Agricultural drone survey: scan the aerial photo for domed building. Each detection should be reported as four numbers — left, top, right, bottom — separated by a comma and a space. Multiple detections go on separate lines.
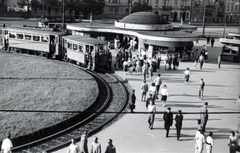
67, 12, 198, 57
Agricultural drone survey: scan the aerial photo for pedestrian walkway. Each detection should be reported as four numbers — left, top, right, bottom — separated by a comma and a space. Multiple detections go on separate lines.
54, 39, 240, 153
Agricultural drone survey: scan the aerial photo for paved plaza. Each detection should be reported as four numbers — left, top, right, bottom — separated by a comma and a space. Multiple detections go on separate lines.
54, 39, 240, 153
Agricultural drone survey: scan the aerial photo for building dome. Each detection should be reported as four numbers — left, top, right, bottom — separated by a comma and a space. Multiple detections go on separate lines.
119, 12, 168, 25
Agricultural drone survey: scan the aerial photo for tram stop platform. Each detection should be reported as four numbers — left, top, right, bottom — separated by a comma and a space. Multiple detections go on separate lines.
54, 39, 240, 153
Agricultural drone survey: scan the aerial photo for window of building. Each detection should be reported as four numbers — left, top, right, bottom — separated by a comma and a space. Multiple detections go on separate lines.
115, 7, 118, 15
155, 0, 159, 7
112, 0, 118, 3
126, 8, 129, 14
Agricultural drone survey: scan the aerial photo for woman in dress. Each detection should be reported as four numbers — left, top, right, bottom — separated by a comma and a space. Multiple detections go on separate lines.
161, 85, 169, 107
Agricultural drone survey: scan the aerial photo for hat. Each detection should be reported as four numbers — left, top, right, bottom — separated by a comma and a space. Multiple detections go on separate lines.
109, 139, 113, 143
204, 102, 208, 105
167, 107, 171, 110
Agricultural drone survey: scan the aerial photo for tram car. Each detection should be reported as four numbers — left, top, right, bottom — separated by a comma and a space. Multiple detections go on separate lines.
62, 35, 109, 69
2, 25, 66, 58
1, 25, 110, 70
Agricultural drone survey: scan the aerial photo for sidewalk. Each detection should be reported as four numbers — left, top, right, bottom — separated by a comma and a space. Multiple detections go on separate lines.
54, 39, 240, 153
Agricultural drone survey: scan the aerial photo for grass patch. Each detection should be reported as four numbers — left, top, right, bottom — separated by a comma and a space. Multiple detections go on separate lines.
0, 52, 98, 140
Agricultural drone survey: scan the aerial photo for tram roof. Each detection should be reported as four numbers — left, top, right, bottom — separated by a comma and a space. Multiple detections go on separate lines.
4, 26, 66, 35
63, 35, 106, 45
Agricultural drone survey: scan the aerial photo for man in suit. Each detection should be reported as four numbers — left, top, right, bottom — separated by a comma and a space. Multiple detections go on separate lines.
163, 107, 173, 137
200, 102, 209, 132
175, 110, 183, 140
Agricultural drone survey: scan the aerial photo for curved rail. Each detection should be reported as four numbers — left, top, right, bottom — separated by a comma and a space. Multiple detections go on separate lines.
11, 65, 128, 153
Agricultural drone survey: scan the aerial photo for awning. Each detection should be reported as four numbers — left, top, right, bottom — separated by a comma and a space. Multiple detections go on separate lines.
144, 39, 194, 48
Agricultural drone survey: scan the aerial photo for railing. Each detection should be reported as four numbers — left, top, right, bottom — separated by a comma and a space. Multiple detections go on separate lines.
180, 6, 190, 10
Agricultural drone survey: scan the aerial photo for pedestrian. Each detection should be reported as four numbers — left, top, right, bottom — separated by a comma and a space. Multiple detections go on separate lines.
154, 74, 162, 99
200, 102, 208, 132
204, 50, 208, 63
184, 68, 190, 85
79, 131, 88, 153
169, 54, 172, 70
1, 133, 13, 153
199, 78, 205, 99
210, 37, 215, 47
205, 132, 214, 153
104, 139, 116, 153
129, 89, 136, 113
175, 110, 183, 140
67, 138, 80, 153
108, 52, 112, 69
149, 63, 153, 80
91, 137, 101, 153
161, 85, 169, 107
218, 54, 222, 68
147, 99, 156, 130
194, 128, 205, 153
146, 93, 154, 108
228, 131, 238, 153
207, 35, 210, 45
141, 62, 148, 81
149, 83, 157, 100
140, 80, 148, 102
203, 45, 207, 51
198, 54, 205, 69
173, 54, 178, 70
122, 60, 128, 75
163, 107, 173, 138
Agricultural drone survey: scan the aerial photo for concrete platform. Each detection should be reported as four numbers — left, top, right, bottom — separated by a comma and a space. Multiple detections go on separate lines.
54, 39, 240, 153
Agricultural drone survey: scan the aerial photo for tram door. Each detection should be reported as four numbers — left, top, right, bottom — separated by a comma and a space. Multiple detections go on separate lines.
50, 35, 56, 55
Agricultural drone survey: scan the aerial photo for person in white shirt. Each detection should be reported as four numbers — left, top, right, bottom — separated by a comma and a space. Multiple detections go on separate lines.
161, 85, 169, 107
205, 132, 214, 153
1, 133, 13, 153
147, 100, 156, 130
184, 68, 190, 85
149, 83, 157, 100
91, 137, 101, 153
66, 139, 80, 153
194, 128, 205, 153
154, 74, 162, 99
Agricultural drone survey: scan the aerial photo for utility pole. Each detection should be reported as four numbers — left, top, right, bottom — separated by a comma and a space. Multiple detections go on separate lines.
62, 0, 65, 25
223, 1, 226, 37
202, 0, 206, 35
189, 0, 193, 25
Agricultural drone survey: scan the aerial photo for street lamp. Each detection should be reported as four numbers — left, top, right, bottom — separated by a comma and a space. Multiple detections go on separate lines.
202, 0, 206, 35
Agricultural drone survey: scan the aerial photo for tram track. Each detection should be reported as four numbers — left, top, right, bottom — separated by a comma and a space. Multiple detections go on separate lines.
10, 64, 129, 153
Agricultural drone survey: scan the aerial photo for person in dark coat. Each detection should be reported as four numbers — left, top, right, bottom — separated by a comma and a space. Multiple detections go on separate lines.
175, 110, 183, 140
79, 131, 89, 153
129, 89, 136, 113
163, 107, 173, 137
105, 139, 116, 153
211, 37, 215, 47
207, 35, 210, 45
168, 54, 173, 70
200, 102, 209, 132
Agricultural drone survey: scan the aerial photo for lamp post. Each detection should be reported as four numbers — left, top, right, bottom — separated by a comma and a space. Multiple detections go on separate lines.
202, 0, 206, 35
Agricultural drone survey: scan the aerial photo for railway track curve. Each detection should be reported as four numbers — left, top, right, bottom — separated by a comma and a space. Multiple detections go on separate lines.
6, 60, 129, 153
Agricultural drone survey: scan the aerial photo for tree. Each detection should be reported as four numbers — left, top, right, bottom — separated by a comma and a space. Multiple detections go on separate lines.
65, 0, 82, 20
31, 0, 41, 10
17, 0, 28, 8
131, 1, 152, 13
41, 0, 59, 19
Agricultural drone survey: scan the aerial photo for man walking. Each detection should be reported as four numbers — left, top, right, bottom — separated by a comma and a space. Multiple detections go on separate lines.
205, 132, 214, 153
175, 110, 183, 140
154, 74, 162, 99
146, 93, 154, 108
194, 128, 205, 153
67, 139, 80, 153
218, 55, 222, 68
1, 133, 13, 153
91, 137, 101, 153
198, 54, 205, 69
163, 107, 173, 138
199, 78, 205, 99
140, 80, 148, 102
104, 139, 116, 153
129, 89, 136, 113
80, 131, 88, 153
200, 102, 209, 132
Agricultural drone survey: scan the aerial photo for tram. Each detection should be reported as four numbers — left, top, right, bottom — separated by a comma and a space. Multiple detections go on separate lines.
2, 25, 66, 58
1, 25, 110, 70
62, 35, 109, 69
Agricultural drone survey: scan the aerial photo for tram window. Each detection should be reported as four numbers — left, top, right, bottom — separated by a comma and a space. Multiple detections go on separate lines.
68, 42, 72, 49
86, 45, 89, 53
17, 34, 23, 39
41, 35, 49, 43
90, 46, 94, 52
33, 35, 40, 41
9, 33, 16, 38
79, 45, 83, 52
25, 34, 32, 40
73, 43, 77, 50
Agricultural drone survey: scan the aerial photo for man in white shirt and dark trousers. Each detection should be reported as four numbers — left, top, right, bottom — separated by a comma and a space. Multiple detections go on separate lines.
154, 74, 162, 99
1, 133, 13, 153
205, 131, 214, 153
